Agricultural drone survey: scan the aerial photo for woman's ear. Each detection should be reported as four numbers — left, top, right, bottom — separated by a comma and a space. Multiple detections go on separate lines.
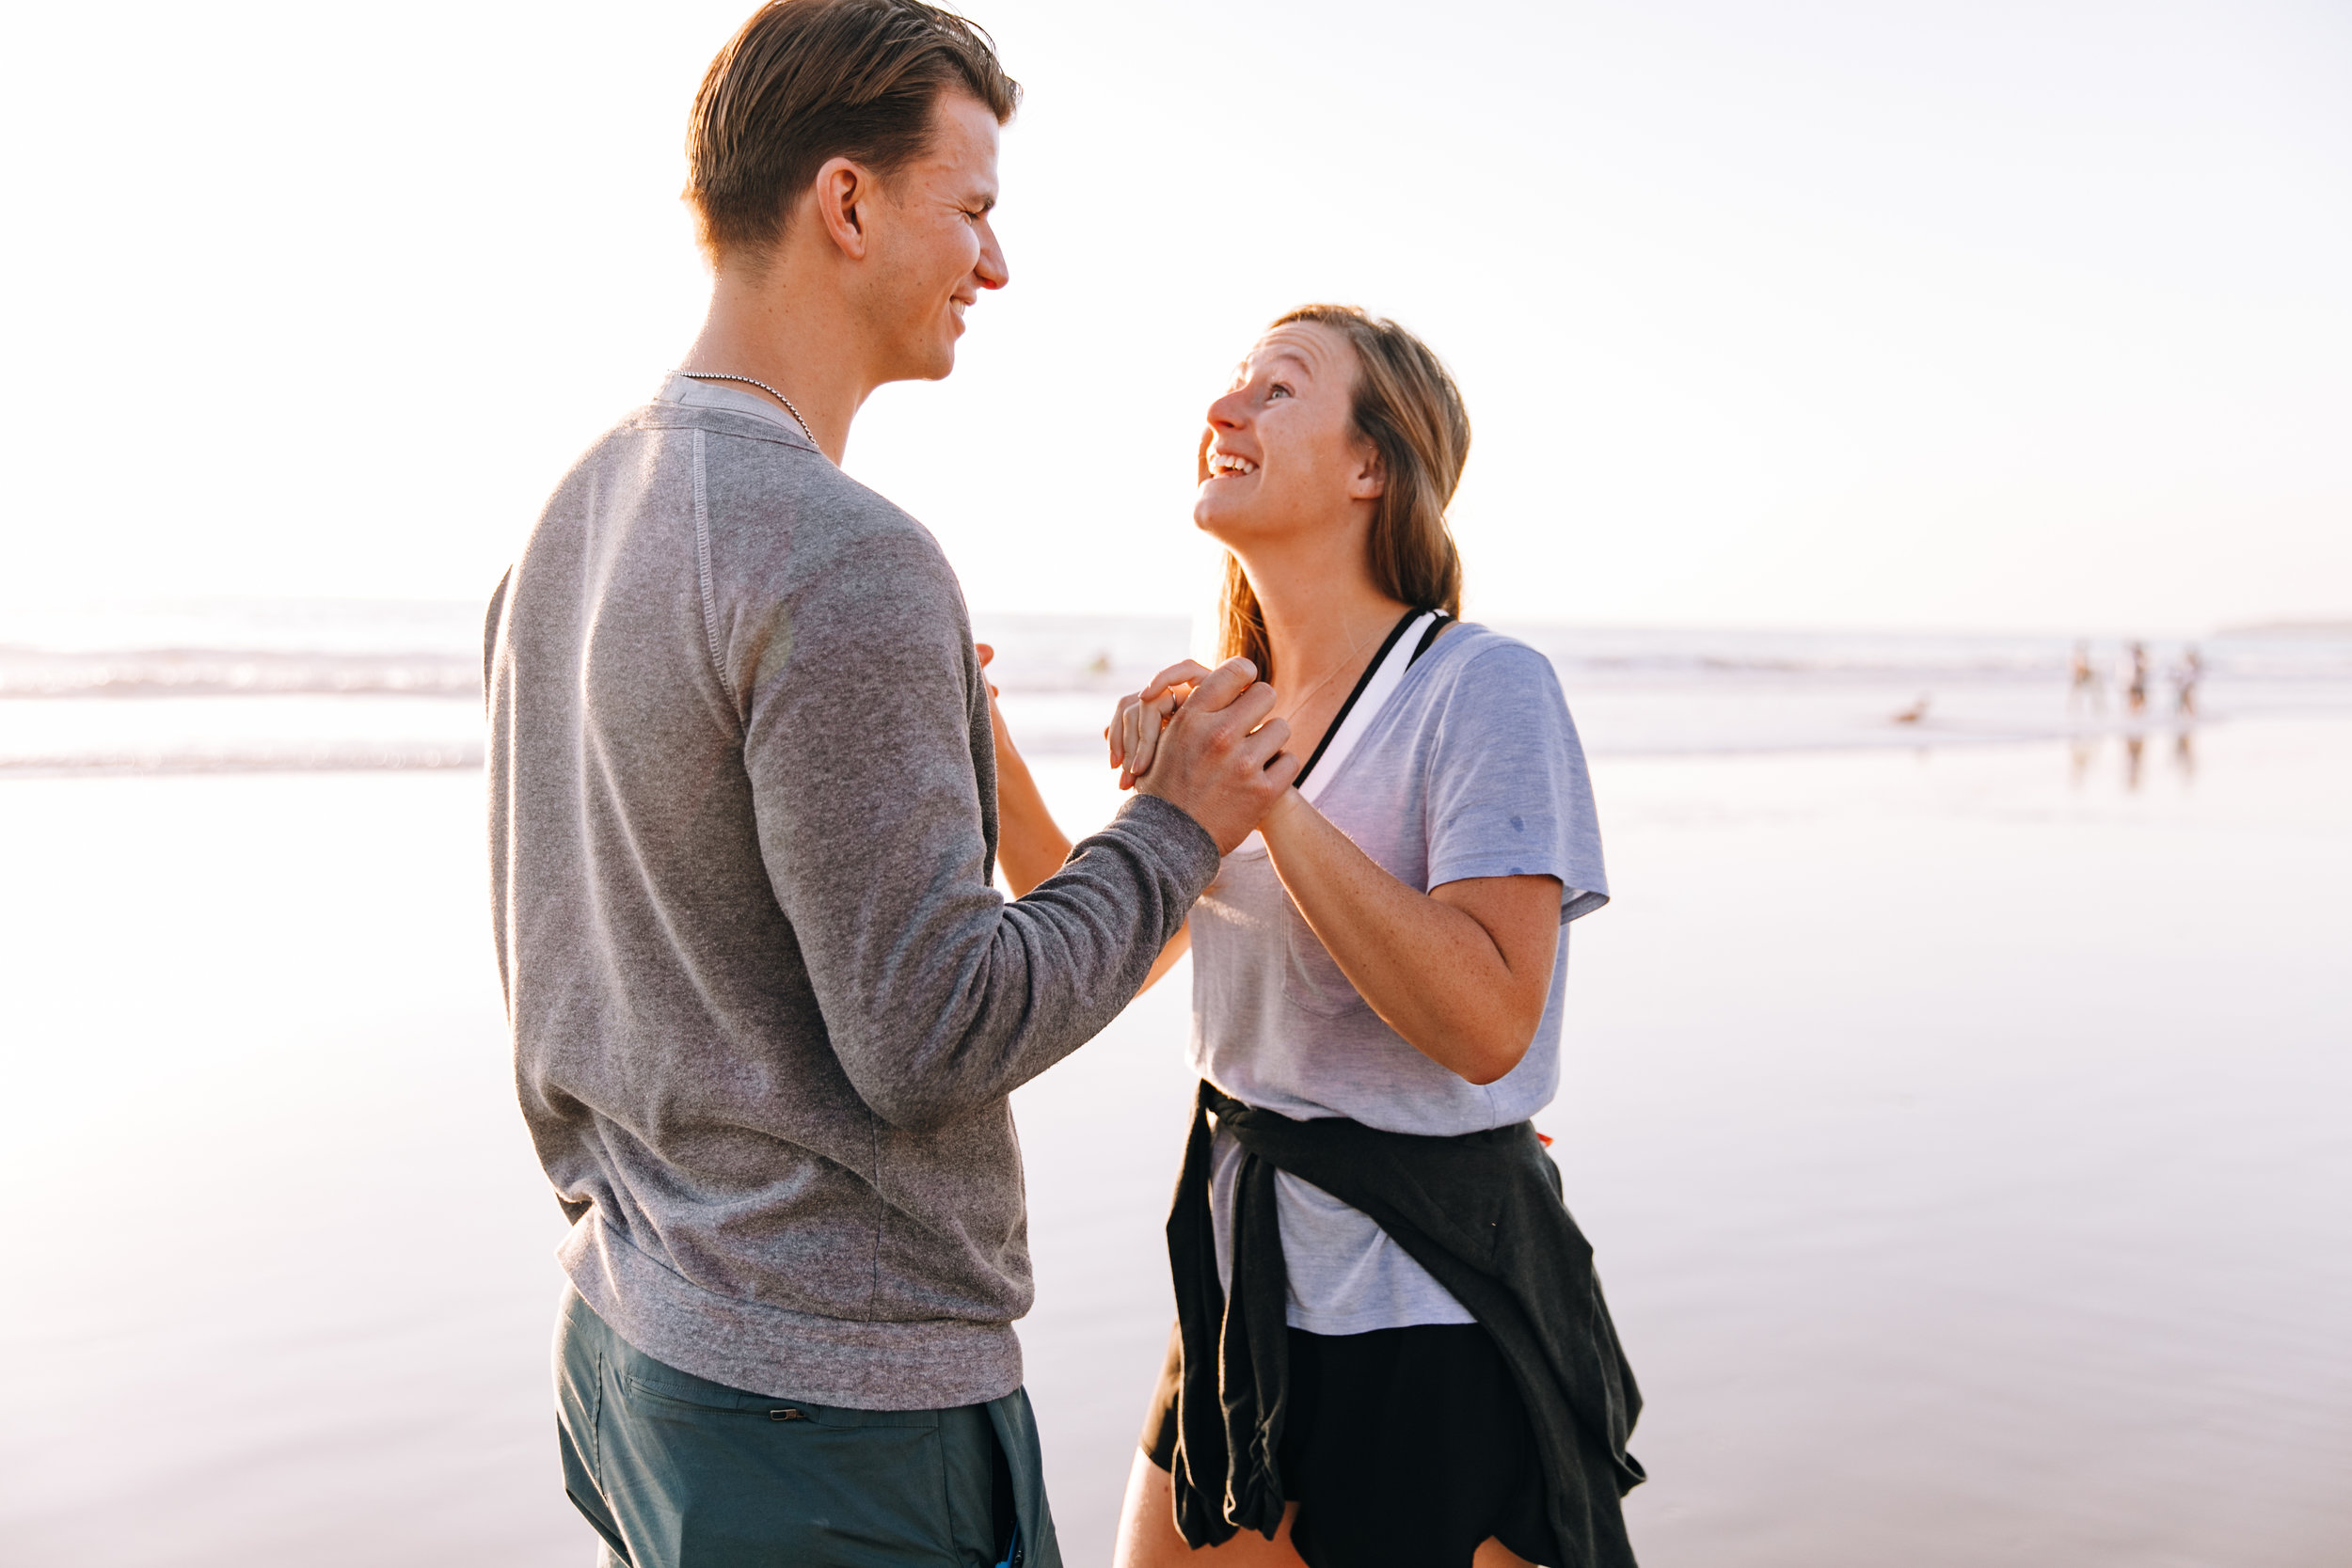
1346, 440, 1387, 502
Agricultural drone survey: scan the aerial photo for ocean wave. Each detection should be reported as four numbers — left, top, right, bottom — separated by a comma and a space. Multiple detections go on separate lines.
0, 741, 485, 777
6, 601, 2348, 699
0, 647, 480, 700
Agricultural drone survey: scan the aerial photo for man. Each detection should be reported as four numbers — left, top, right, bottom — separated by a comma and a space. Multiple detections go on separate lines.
483, 4, 1296, 1563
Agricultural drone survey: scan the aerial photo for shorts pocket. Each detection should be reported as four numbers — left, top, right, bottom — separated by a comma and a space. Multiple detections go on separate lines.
617, 1354, 773, 1414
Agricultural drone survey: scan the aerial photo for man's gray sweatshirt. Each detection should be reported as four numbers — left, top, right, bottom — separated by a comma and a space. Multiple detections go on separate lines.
485, 375, 1220, 1410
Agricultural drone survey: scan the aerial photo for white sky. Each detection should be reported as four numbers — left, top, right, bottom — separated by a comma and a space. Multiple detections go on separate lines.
2, 0, 2346, 633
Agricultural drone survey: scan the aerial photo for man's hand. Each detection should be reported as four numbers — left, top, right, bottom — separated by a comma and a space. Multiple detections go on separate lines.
1132, 657, 1298, 854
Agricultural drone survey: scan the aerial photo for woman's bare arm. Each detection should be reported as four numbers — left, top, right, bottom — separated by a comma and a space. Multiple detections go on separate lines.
1257, 788, 1561, 1085
985, 678, 1076, 897
984, 647, 1191, 990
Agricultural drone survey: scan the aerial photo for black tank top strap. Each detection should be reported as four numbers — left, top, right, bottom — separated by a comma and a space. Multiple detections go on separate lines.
1291, 609, 1426, 790
1406, 610, 1454, 667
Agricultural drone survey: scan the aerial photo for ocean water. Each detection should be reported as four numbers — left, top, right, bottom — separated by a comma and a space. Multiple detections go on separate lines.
5, 598, 2347, 771
0, 603, 2346, 1565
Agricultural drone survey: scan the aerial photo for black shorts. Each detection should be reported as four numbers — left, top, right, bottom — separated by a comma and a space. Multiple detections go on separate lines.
1141, 1320, 1553, 1568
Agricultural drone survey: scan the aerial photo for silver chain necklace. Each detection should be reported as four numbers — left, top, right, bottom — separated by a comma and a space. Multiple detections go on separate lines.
679, 372, 822, 453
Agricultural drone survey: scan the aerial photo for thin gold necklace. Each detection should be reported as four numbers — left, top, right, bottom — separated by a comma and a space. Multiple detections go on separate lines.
1279, 614, 1389, 725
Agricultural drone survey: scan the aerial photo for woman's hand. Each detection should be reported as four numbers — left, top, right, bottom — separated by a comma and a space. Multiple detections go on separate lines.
1107, 659, 1216, 788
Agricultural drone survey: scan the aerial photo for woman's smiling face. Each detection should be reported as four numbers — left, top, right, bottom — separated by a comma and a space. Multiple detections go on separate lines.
1194, 322, 1383, 550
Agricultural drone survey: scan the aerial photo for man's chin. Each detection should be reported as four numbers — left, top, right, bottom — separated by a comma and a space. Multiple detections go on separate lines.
927, 315, 968, 379
919, 331, 960, 382
893, 342, 959, 384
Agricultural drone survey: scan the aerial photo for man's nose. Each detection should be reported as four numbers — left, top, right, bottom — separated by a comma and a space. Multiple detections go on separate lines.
976, 229, 1009, 291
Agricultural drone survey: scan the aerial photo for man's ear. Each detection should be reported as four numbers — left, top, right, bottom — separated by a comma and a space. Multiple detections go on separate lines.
812, 156, 872, 261
1346, 440, 1388, 502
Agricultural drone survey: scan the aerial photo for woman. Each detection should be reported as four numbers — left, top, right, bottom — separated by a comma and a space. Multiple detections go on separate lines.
988, 306, 1641, 1568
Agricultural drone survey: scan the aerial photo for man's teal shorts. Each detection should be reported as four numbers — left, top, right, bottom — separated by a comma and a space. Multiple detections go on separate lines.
555, 1287, 1061, 1567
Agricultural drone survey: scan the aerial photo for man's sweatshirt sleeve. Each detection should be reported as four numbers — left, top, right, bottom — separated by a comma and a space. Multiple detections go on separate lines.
736, 530, 1221, 1131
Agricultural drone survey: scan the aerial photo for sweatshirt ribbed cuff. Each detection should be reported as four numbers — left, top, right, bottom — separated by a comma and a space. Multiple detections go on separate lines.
1111, 792, 1223, 900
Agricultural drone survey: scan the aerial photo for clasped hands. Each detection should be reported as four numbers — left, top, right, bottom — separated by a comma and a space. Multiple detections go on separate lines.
1105, 658, 1301, 853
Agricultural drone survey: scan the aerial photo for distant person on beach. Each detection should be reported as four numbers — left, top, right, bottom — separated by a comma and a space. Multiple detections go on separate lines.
484, 5, 1294, 1564
2124, 641, 2151, 715
990, 309, 1643, 1568
2174, 645, 2204, 717
2070, 641, 2101, 713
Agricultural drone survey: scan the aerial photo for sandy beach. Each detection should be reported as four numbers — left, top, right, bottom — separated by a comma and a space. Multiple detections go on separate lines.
2, 686, 2344, 1565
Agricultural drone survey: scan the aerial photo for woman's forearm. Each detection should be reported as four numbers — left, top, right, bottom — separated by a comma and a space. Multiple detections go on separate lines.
990, 691, 1192, 990
988, 693, 1074, 897
1258, 789, 1559, 1085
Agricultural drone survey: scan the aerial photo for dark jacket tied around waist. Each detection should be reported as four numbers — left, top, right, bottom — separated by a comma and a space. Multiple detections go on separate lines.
1167, 1082, 1645, 1568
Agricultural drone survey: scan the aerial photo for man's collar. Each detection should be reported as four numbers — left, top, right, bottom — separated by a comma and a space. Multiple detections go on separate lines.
658, 372, 815, 446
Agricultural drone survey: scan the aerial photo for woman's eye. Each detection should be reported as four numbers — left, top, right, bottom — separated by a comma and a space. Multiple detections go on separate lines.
1268, 383, 1293, 400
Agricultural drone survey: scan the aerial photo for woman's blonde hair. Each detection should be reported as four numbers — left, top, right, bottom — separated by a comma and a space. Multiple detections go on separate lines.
1216, 305, 1470, 682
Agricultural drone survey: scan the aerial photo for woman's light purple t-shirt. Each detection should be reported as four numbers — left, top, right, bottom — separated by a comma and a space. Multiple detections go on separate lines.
1192, 624, 1609, 1333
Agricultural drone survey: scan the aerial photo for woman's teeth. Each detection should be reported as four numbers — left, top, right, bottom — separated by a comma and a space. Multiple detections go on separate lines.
1209, 452, 1258, 478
